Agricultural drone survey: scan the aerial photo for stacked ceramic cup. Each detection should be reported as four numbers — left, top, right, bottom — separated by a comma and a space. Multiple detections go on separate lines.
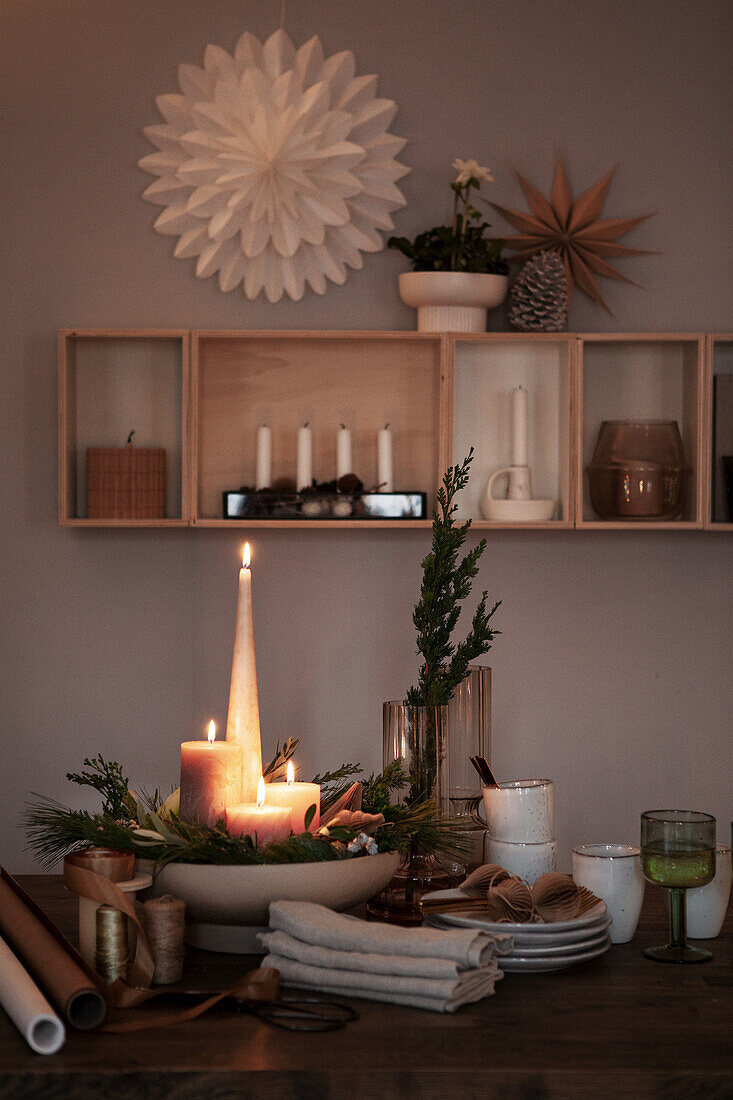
482, 779, 556, 884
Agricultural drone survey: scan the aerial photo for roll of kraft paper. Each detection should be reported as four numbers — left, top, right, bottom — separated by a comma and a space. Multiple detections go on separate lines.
0, 934, 65, 1054
0, 868, 106, 1029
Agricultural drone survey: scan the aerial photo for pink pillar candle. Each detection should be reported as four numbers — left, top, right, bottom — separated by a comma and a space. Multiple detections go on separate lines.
180, 725, 243, 827
265, 764, 320, 833
226, 801, 292, 846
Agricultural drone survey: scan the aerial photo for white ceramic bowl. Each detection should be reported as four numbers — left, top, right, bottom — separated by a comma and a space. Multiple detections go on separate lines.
138, 852, 401, 927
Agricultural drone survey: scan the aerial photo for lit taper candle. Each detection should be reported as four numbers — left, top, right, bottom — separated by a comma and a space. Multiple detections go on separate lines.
225, 543, 263, 801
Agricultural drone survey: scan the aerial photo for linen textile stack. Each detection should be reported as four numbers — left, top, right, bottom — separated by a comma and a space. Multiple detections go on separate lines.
260, 900, 512, 1012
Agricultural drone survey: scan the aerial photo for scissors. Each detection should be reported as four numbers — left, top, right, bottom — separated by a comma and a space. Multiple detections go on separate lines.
234, 993, 359, 1032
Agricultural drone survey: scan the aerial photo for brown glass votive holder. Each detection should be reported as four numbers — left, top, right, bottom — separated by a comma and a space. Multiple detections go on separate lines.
587, 420, 687, 520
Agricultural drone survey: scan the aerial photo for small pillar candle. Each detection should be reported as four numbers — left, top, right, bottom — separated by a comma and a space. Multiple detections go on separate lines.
511, 386, 528, 467
377, 423, 393, 492
265, 761, 321, 834
180, 721, 243, 827
226, 776, 292, 846
336, 424, 352, 480
255, 426, 272, 490
296, 423, 313, 491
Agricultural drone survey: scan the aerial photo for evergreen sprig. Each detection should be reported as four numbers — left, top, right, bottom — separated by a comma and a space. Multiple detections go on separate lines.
65, 756, 131, 819
406, 449, 500, 708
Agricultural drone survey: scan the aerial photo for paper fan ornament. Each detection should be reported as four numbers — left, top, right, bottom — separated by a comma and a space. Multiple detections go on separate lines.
490, 159, 656, 312
138, 29, 409, 302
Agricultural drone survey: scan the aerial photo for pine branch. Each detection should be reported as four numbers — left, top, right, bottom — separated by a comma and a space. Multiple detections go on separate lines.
65, 756, 131, 819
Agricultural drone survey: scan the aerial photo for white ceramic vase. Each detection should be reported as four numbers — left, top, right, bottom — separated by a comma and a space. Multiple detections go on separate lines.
398, 271, 508, 332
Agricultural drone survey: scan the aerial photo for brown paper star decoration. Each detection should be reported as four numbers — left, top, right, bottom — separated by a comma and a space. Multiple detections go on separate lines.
490, 160, 657, 313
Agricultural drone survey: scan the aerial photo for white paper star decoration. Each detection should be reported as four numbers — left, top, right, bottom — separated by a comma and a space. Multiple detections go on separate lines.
138, 29, 409, 302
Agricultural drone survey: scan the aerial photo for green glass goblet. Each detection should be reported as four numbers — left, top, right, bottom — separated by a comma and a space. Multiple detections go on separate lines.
640, 810, 716, 963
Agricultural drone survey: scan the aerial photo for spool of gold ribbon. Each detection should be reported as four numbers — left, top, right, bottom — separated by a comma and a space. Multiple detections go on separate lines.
96, 905, 129, 983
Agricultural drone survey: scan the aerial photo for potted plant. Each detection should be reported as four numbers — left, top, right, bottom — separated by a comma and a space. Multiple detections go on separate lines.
388, 158, 509, 331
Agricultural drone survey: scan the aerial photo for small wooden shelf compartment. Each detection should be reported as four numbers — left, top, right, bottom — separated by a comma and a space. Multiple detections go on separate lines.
576, 335, 704, 529
192, 331, 442, 527
708, 334, 733, 530
446, 334, 574, 528
58, 330, 189, 526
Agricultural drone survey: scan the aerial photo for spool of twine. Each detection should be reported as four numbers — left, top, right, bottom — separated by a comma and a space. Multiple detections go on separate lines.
96, 905, 130, 983
142, 895, 186, 985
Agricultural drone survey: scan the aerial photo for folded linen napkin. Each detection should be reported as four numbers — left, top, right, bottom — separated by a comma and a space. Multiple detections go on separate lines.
259, 901, 512, 1013
266, 900, 512, 967
261, 953, 502, 1013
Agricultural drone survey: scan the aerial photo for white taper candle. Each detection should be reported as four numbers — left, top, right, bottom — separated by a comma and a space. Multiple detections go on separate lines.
511, 387, 528, 467
255, 426, 272, 490
296, 423, 313, 491
377, 423, 393, 492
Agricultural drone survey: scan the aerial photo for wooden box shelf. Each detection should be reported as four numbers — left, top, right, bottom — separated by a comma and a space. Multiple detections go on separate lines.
58, 327, 726, 532
708, 334, 733, 530
192, 331, 441, 528
576, 335, 705, 529
58, 330, 189, 526
446, 334, 574, 528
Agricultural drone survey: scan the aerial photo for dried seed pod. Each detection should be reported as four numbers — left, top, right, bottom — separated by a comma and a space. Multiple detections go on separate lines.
532, 872, 581, 922
494, 876, 534, 922
460, 864, 511, 896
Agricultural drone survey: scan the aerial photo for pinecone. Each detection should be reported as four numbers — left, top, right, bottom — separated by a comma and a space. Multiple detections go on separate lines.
508, 251, 569, 332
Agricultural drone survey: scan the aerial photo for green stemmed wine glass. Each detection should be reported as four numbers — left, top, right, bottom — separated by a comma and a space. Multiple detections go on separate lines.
640, 810, 716, 963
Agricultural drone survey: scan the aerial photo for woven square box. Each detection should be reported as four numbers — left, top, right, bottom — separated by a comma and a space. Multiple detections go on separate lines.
86, 446, 166, 519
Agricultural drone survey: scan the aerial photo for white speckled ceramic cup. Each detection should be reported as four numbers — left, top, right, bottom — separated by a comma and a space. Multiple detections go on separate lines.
572, 844, 645, 943
682, 845, 731, 939
487, 837, 556, 883
482, 779, 554, 843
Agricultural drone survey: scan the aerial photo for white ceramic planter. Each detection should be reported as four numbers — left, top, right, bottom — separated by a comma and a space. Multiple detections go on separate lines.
138, 851, 401, 953
398, 271, 508, 332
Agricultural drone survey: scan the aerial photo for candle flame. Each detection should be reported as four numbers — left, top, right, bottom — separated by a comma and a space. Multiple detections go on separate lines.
242, 542, 251, 569
257, 775, 265, 808
287, 760, 294, 786
207, 720, 216, 744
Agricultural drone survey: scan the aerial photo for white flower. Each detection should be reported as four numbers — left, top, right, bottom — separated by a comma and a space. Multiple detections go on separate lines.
452, 158, 494, 186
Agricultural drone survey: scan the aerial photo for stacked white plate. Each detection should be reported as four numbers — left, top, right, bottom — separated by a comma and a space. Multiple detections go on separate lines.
422, 889, 612, 972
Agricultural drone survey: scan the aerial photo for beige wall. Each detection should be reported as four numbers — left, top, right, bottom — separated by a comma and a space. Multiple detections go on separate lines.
1, 0, 731, 872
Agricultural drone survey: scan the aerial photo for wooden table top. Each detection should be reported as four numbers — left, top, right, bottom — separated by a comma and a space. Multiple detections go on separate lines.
1, 875, 731, 1099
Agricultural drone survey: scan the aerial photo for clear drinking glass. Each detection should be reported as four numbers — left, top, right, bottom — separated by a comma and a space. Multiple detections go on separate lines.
640, 810, 716, 963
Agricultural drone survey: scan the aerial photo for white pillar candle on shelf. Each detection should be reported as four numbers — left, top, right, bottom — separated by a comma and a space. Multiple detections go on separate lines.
226, 776, 292, 846
179, 721, 243, 826
336, 424, 352, 480
225, 544, 263, 802
265, 760, 321, 834
255, 426, 272, 490
296, 423, 313, 491
377, 423, 393, 492
511, 386, 528, 467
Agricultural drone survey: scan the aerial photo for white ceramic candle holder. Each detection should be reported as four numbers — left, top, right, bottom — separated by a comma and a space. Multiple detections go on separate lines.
481, 466, 554, 522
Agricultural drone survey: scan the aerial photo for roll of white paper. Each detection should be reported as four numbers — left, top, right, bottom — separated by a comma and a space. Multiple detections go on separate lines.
377, 425, 393, 492
255, 426, 272, 490
0, 934, 66, 1055
336, 425, 352, 480
296, 424, 313, 491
